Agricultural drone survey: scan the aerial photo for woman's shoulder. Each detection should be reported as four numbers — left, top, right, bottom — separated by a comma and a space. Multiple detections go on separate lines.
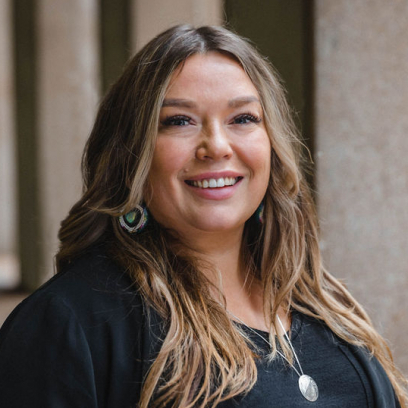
0, 245, 151, 407
1, 245, 145, 340
41, 244, 135, 300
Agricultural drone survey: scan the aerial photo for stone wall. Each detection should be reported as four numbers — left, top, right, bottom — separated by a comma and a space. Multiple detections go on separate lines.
315, 0, 408, 373
0, 0, 18, 288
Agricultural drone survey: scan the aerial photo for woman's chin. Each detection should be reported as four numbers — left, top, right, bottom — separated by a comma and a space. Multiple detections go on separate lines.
186, 216, 248, 235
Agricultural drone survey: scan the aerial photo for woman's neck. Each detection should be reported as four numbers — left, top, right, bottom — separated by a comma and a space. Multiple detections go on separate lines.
178, 228, 269, 330
179, 226, 245, 286
174, 226, 291, 333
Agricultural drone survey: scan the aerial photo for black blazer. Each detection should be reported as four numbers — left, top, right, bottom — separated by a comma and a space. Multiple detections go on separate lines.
339, 344, 401, 408
0, 246, 400, 407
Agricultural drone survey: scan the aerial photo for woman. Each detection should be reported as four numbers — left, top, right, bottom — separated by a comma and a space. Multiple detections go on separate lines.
0, 25, 406, 407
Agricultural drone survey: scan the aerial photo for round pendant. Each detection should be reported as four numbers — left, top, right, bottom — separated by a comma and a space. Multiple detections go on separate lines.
298, 374, 319, 402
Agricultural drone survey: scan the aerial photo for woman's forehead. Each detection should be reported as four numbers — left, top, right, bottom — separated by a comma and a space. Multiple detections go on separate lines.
163, 52, 260, 104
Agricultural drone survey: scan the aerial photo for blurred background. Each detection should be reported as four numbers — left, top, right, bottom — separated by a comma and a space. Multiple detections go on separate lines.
0, 0, 407, 373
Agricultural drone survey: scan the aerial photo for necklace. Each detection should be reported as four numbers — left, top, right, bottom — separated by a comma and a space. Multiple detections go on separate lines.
228, 311, 319, 402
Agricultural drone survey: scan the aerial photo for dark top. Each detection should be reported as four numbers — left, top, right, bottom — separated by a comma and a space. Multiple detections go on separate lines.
227, 316, 371, 407
0, 246, 400, 408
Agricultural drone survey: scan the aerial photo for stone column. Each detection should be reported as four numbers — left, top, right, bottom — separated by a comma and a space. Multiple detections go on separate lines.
315, 0, 408, 372
0, 0, 18, 288
36, 0, 100, 283
131, 0, 223, 51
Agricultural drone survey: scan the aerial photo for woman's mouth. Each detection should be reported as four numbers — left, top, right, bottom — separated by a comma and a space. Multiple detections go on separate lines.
185, 177, 242, 189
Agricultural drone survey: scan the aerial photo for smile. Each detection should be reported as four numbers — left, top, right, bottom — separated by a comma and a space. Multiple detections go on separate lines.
185, 177, 242, 189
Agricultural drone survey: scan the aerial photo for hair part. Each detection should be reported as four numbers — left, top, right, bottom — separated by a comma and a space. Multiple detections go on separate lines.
56, 25, 407, 407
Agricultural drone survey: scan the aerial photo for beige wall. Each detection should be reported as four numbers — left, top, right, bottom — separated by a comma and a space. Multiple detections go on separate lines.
132, 0, 222, 50
37, 0, 100, 280
315, 0, 408, 372
0, 0, 18, 288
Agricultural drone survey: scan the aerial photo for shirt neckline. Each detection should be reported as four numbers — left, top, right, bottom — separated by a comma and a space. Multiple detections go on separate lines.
234, 311, 303, 342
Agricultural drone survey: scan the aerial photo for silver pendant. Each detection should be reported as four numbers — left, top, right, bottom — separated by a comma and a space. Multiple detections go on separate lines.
299, 374, 319, 402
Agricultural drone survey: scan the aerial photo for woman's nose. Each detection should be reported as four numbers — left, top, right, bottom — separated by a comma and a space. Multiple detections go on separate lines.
195, 124, 233, 161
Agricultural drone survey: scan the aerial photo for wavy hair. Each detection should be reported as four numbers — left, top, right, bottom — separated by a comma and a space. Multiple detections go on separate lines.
56, 25, 407, 407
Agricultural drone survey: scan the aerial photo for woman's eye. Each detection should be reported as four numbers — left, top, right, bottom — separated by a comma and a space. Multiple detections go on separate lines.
233, 113, 261, 125
161, 115, 191, 127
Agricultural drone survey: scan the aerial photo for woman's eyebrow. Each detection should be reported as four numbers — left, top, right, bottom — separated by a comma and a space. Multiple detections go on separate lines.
228, 96, 260, 108
162, 96, 260, 109
162, 98, 197, 108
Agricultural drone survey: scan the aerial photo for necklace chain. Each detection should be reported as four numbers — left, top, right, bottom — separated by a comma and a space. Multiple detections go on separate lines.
276, 315, 304, 376
226, 310, 319, 402
227, 311, 303, 377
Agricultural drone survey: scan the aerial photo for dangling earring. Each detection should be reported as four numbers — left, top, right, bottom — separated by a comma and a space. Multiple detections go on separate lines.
255, 202, 264, 225
119, 205, 148, 233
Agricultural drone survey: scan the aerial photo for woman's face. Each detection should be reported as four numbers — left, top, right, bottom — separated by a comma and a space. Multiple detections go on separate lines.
146, 52, 271, 238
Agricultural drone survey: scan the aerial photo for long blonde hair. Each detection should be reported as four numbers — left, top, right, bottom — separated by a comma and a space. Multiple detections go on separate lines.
57, 25, 407, 407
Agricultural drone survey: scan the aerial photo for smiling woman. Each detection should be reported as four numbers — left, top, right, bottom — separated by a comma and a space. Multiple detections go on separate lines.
0, 25, 406, 408
148, 53, 270, 237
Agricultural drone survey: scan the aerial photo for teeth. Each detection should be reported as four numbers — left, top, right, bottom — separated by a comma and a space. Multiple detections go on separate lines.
190, 177, 239, 188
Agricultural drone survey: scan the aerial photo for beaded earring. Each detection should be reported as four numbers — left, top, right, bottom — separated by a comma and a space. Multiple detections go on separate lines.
255, 202, 264, 225
119, 205, 148, 233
